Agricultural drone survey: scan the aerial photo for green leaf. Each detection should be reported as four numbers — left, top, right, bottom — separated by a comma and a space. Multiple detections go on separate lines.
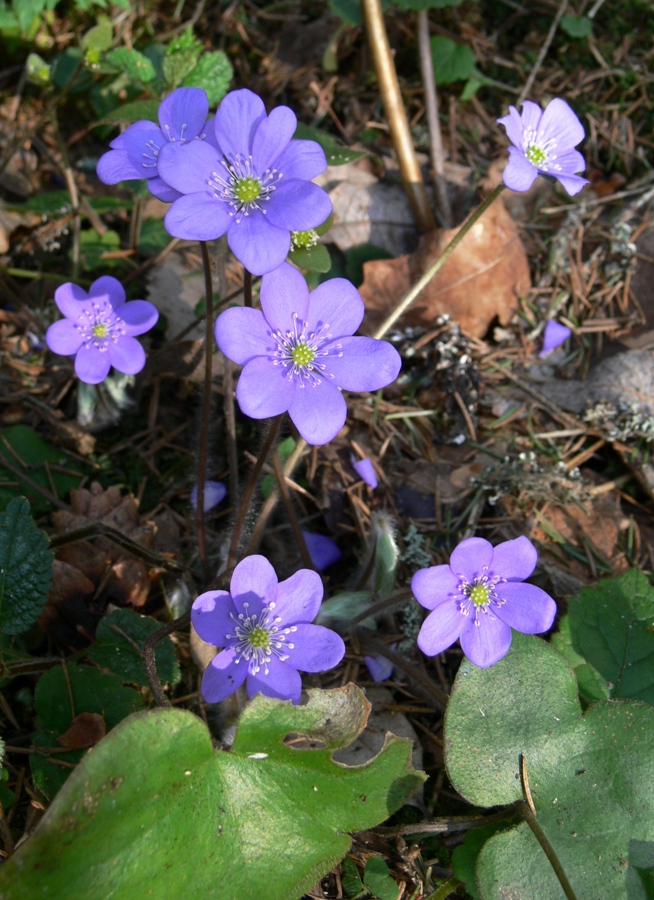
138, 218, 171, 255
88, 608, 180, 688
31, 663, 145, 799
13, 0, 44, 33
104, 47, 156, 83
163, 47, 201, 92
294, 123, 367, 166
183, 50, 233, 106
566, 568, 654, 705
81, 19, 112, 51
51, 48, 90, 92
0, 425, 86, 514
341, 857, 365, 898
445, 632, 654, 899
560, 14, 593, 38
26, 52, 51, 86
551, 615, 611, 702
0, 686, 425, 899
430, 36, 476, 84
364, 857, 400, 900
77, 228, 121, 271
289, 242, 332, 274
451, 820, 517, 900
0, 498, 53, 635
97, 98, 160, 126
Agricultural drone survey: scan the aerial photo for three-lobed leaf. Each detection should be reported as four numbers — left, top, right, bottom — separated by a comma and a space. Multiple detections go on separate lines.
88, 607, 180, 687
0, 498, 53, 635
0, 685, 424, 900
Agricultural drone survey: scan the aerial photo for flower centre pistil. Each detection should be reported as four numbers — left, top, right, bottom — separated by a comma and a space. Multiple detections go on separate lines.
76, 300, 126, 352
522, 128, 561, 172
525, 144, 548, 167
226, 601, 297, 676
291, 229, 319, 250
208, 154, 283, 222
456, 568, 505, 625
270, 312, 342, 386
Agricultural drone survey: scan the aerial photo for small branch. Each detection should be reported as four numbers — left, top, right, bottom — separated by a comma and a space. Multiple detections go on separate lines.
418, 10, 452, 228
372, 183, 506, 340
197, 241, 215, 585
227, 415, 283, 568
48, 523, 186, 573
243, 269, 253, 308
143, 611, 191, 708
517, 0, 568, 105
50, 109, 81, 280
514, 799, 578, 900
374, 808, 514, 837
360, 0, 435, 232
271, 447, 313, 569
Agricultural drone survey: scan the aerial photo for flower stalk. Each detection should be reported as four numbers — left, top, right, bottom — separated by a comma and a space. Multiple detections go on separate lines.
197, 240, 215, 584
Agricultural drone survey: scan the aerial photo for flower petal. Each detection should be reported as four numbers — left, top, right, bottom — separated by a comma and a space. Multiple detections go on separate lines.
555, 172, 589, 197
252, 105, 296, 172
351, 456, 377, 488
301, 532, 341, 571
108, 337, 146, 375
54, 282, 88, 318
275, 139, 328, 181
109, 120, 161, 152
449, 537, 494, 582
90, 276, 125, 309
46, 320, 83, 356
260, 262, 310, 331
460, 613, 512, 667
157, 140, 218, 194
540, 320, 571, 356
364, 654, 394, 683
502, 147, 539, 192
288, 379, 346, 445
96, 150, 149, 185
148, 177, 181, 203
275, 568, 324, 625
497, 105, 526, 149
164, 193, 232, 241
227, 213, 290, 276
494, 582, 557, 634
214, 89, 266, 160
417, 599, 464, 657
551, 148, 586, 177
230, 554, 278, 613
120, 300, 159, 336
538, 98, 585, 152
323, 336, 401, 391
191, 590, 236, 646
214, 306, 271, 364
158, 87, 209, 141
74, 345, 111, 384
246, 655, 302, 703
517, 100, 543, 136
412, 565, 460, 611
236, 357, 296, 419
490, 535, 537, 581
190, 480, 227, 512
285, 624, 345, 672
305, 277, 364, 337
266, 180, 332, 231
202, 648, 248, 702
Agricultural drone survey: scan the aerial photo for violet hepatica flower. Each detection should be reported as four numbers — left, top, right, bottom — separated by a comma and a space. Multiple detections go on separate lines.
351, 454, 378, 489
364, 651, 394, 683
192, 554, 345, 704
214, 263, 402, 445
157, 88, 332, 275
301, 531, 341, 571
190, 480, 227, 512
497, 99, 589, 196
412, 536, 556, 668
539, 320, 571, 357
97, 87, 211, 202
46, 276, 158, 384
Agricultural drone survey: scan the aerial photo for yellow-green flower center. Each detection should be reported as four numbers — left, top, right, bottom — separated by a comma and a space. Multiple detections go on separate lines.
292, 341, 316, 367
248, 626, 270, 650
292, 229, 319, 250
234, 176, 262, 204
469, 583, 490, 607
92, 323, 108, 338
525, 144, 548, 167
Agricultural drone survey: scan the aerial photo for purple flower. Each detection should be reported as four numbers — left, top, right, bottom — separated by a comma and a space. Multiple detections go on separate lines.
192, 554, 345, 704
497, 99, 589, 196
96, 87, 212, 202
539, 320, 571, 357
364, 651, 394, 683
301, 531, 341, 571
351, 454, 378, 489
190, 480, 227, 512
412, 536, 556, 668
46, 276, 158, 384
214, 263, 402, 445
156, 88, 332, 275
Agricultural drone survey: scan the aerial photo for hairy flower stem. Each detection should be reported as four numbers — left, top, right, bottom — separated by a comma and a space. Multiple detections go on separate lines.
243, 268, 253, 308
418, 10, 452, 229
514, 799, 578, 900
197, 241, 215, 584
246, 437, 308, 555
356, 631, 449, 709
143, 611, 191, 708
227, 414, 283, 569
373, 182, 506, 340
347, 588, 415, 628
272, 446, 313, 568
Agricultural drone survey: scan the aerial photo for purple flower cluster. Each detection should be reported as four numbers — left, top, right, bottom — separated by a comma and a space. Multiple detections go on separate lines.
192, 555, 345, 704
214, 263, 401, 445
46, 276, 158, 384
412, 536, 556, 668
97, 87, 332, 275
